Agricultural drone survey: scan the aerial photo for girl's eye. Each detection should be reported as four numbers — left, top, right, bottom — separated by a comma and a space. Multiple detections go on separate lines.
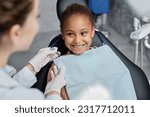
67, 33, 74, 37
81, 31, 88, 36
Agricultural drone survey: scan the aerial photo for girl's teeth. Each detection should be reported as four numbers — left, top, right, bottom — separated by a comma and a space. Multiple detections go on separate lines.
73, 45, 84, 47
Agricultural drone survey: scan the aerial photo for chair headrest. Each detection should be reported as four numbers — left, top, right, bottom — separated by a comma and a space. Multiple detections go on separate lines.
56, 0, 87, 20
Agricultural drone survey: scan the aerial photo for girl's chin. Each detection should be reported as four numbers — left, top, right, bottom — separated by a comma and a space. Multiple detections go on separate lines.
70, 50, 85, 55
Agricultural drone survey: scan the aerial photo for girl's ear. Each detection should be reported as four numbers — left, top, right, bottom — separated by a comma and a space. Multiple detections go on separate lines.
61, 31, 65, 40
91, 26, 95, 38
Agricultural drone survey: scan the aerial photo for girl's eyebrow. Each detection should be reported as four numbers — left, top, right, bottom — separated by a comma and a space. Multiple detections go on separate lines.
80, 28, 90, 31
64, 28, 90, 32
64, 30, 73, 32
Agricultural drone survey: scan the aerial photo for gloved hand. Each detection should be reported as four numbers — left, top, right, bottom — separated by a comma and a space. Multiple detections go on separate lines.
29, 47, 60, 73
44, 66, 66, 96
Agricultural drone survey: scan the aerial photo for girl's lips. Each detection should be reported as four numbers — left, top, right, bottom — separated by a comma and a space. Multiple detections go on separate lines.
72, 44, 85, 48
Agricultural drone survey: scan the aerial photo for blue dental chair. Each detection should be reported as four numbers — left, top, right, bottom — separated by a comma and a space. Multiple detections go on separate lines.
33, 0, 150, 100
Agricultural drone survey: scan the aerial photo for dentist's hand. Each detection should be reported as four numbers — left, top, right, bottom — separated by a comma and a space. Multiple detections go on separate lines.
28, 47, 60, 73
44, 66, 66, 96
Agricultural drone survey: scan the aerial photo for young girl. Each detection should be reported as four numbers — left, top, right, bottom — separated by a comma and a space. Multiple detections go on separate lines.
48, 3, 137, 100
48, 3, 96, 99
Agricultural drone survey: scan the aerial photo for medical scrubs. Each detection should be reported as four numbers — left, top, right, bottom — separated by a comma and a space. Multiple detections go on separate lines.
0, 66, 61, 100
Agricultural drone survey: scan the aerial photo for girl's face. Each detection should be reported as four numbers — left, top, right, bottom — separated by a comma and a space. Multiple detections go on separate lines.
62, 14, 95, 55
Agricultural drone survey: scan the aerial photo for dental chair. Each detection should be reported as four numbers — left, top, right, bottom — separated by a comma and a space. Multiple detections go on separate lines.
33, 0, 150, 100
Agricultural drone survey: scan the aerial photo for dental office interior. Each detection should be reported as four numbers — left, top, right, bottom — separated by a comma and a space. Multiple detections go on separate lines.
8, 0, 150, 84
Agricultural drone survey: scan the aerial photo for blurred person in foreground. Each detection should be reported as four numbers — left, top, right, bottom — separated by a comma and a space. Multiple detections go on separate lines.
0, 0, 66, 100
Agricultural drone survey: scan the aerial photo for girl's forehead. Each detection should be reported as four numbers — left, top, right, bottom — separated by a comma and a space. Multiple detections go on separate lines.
67, 14, 90, 22
69, 13, 88, 18
61, 13, 94, 30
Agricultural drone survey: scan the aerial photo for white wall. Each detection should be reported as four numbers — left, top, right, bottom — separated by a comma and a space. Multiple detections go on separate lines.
39, 0, 60, 32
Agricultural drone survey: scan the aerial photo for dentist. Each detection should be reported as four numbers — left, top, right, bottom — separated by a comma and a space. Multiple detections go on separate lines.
0, 0, 66, 99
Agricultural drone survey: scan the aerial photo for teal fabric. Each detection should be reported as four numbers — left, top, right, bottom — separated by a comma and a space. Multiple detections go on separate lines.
54, 45, 137, 100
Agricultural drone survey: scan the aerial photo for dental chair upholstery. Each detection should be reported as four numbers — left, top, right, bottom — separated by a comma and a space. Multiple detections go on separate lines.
33, 0, 150, 100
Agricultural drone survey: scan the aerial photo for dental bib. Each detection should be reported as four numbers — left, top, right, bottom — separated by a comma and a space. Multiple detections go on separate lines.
54, 45, 137, 100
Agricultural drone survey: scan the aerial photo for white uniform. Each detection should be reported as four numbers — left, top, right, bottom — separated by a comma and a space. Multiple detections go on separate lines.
0, 66, 61, 100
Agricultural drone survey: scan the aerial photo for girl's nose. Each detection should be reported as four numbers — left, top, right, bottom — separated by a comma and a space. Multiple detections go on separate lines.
74, 35, 80, 43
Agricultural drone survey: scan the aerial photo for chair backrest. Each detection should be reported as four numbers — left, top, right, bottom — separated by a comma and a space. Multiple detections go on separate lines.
35, 0, 150, 99
88, 0, 110, 14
